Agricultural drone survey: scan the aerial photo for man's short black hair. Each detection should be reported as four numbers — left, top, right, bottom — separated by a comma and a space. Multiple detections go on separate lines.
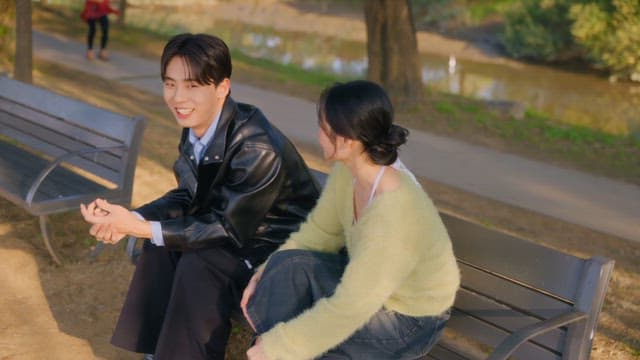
161, 33, 232, 86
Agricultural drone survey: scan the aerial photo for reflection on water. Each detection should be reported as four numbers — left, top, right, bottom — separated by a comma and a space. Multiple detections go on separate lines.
127, 7, 639, 135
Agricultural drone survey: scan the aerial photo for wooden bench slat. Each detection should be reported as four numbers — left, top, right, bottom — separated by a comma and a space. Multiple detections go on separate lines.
458, 263, 573, 318
447, 309, 562, 360
0, 107, 125, 167
0, 79, 139, 142
455, 287, 566, 352
0, 104, 125, 180
426, 344, 473, 360
442, 213, 584, 301
0, 141, 110, 211
0, 125, 124, 185
0, 98, 124, 148
0, 139, 111, 194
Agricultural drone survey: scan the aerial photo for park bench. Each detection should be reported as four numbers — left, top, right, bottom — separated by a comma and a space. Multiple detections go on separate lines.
125, 166, 613, 360
0, 76, 146, 265
311, 170, 614, 360
428, 212, 614, 360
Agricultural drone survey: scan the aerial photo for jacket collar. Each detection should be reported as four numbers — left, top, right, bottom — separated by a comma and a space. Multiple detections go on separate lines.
179, 96, 238, 165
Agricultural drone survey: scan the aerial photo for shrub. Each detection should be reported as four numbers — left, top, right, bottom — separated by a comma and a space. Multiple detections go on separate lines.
570, 0, 640, 81
502, 0, 640, 81
501, 0, 577, 61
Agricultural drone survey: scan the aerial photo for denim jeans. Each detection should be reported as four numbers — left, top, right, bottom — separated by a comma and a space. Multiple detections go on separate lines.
247, 249, 450, 359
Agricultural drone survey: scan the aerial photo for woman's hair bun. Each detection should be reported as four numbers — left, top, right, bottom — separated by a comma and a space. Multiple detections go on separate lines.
363, 124, 409, 165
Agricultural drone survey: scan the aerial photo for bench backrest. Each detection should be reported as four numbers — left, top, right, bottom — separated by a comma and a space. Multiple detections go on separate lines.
441, 213, 614, 360
0, 77, 145, 199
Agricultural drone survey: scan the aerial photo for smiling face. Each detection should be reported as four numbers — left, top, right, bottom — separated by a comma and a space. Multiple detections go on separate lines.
162, 56, 230, 137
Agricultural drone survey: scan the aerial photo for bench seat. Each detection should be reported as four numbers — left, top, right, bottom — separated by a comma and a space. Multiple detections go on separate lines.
0, 76, 146, 264
0, 140, 114, 214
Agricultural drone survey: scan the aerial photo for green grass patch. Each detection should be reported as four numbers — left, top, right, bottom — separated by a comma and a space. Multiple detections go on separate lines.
434, 100, 457, 115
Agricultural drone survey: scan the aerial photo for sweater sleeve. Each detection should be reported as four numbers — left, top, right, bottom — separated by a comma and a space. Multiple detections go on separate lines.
260, 191, 423, 360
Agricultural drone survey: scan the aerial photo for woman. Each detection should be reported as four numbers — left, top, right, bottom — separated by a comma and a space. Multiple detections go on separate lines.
80, 0, 119, 60
241, 80, 460, 360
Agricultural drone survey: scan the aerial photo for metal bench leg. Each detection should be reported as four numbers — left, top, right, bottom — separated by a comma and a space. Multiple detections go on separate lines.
126, 236, 141, 264
89, 241, 106, 262
39, 215, 62, 265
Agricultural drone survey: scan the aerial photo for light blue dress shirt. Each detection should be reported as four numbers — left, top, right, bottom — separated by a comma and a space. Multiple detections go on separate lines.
140, 111, 222, 247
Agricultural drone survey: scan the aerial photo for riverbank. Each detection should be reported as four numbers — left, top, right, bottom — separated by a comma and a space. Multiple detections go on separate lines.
30, 2, 640, 185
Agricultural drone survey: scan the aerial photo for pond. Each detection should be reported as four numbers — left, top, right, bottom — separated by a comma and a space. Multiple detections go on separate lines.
126, 5, 640, 136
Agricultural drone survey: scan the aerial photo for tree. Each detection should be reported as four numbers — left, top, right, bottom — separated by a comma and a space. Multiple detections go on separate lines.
117, 0, 127, 26
570, 0, 640, 81
502, 0, 640, 81
502, 0, 577, 62
364, 0, 421, 106
14, 0, 32, 83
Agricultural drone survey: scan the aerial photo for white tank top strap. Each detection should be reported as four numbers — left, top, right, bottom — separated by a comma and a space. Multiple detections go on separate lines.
367, 166, 386, 206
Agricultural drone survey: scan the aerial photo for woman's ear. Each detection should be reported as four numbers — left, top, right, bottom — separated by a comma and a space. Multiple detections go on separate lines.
335, 136, 358, 159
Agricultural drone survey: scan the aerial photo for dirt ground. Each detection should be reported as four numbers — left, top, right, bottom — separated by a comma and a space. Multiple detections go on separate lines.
1, 1, 638, 359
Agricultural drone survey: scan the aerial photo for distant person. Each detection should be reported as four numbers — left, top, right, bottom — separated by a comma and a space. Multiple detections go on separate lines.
241, 80, 460, 360
80, 0, 119, 60
80, 33, 320, 359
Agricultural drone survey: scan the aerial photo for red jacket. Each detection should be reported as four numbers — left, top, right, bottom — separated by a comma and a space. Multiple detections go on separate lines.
81, 0, 119, 21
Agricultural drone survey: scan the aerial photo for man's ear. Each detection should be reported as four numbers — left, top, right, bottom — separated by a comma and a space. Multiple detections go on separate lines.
216, 78, 231, 98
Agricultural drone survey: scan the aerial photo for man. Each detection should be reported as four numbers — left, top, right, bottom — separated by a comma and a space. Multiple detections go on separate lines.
81, 33, 320, 359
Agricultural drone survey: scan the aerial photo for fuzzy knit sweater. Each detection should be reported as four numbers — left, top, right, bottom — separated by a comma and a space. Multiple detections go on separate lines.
260, 163, 460, 360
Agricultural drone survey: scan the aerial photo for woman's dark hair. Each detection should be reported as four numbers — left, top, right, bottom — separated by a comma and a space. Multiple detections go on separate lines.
318, 80, 409, 165
160, 33, 232, 86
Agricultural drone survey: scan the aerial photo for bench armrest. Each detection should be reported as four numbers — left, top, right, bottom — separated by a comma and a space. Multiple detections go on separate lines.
487, 310, 587, 360
25, 145, 127, 205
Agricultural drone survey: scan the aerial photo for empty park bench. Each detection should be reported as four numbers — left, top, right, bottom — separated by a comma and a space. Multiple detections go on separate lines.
125, 166, 614, 360
0, 76, 146, 265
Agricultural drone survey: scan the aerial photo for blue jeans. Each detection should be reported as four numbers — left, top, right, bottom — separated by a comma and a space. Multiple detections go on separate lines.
247, 249, 450, 359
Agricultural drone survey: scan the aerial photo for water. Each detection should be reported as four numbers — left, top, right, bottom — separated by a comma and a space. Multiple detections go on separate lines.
125, 6, 640, 136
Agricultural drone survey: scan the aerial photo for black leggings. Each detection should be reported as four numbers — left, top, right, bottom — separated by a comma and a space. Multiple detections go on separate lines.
87, 15, 109, 50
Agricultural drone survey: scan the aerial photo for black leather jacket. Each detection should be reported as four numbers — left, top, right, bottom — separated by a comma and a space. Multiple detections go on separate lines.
136, 97, 320, 266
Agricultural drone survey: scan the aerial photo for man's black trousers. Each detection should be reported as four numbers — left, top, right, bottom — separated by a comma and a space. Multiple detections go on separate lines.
110, 241, 253, 359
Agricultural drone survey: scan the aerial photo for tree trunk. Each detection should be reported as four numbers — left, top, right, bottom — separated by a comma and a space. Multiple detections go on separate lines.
364, 0, 421, 106
14, 0, 32, 83
117, 0, 127, 26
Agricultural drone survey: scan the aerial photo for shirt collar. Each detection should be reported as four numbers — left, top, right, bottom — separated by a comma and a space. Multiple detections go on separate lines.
188, 110, 221, 148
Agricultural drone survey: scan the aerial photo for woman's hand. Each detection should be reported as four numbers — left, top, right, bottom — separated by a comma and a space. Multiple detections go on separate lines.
246, 337, 269, 360
241, 266, 264, 331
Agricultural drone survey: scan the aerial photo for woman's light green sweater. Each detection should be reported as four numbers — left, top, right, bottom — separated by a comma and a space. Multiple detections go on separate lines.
261, 163, 460, 360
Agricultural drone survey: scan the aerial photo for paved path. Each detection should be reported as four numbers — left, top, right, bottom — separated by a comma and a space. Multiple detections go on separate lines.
33, 31, 640, 243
